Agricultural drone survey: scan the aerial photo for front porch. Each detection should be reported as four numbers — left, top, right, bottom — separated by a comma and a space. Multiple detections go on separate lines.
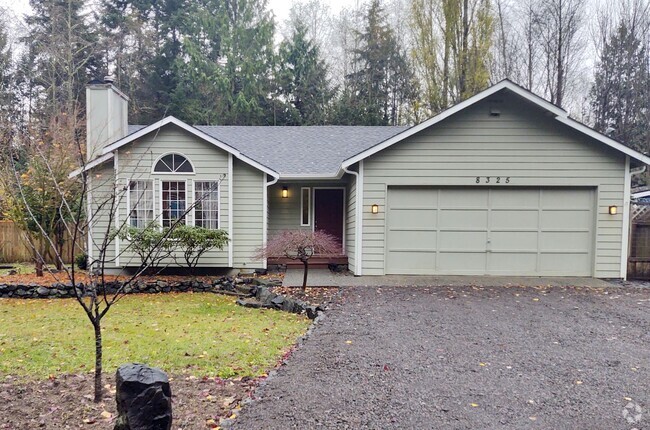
267, 179, 355, 272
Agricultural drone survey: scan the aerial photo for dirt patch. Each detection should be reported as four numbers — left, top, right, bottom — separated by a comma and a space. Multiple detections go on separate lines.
0, 372, 260, 429
270, 286, 340, 307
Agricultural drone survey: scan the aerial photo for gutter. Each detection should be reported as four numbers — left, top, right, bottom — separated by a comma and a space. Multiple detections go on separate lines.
343, 163, 363, 276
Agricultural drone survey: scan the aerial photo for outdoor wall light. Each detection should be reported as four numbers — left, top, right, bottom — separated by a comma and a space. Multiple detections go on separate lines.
609, 205, 618, 215
281, 186, 289, 199
371, 204, 379, 214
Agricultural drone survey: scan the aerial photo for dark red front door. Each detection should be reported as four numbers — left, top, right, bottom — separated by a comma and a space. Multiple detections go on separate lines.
314, 188, 344, 249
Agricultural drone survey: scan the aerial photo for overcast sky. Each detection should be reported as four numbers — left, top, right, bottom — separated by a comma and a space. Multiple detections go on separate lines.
2, 0, 348, 26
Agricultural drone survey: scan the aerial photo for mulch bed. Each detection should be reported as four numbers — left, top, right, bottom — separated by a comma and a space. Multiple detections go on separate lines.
0, 372, 263, 429
270, 286, 340, 307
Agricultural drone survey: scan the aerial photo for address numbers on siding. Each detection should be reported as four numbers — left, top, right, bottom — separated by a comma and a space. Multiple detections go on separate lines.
475, 176, 510, 184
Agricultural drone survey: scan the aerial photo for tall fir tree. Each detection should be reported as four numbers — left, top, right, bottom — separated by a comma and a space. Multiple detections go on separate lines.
591, 22, 650, 154
275, 23, 334, 125
332, 0, 416, 125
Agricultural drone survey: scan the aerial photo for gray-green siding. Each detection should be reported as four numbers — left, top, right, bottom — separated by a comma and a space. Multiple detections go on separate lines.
232, 159, 265, 267
361, 93, 626, 278
89, 124, 265, 269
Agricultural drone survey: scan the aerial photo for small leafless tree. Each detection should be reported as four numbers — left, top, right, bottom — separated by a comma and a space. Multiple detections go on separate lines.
255, 230, 341, 290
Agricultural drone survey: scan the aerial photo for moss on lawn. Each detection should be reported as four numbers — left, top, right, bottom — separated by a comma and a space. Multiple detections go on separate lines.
0, 292, 310, 378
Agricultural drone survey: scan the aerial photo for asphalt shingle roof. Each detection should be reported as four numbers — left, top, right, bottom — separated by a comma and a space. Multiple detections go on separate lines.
128, 124, 408, 176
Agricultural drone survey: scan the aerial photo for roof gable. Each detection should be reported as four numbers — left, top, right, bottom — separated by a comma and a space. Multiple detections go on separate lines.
342, 80, 650, 169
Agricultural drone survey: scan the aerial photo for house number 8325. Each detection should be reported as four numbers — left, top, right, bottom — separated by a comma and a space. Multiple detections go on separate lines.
475, 176, 510, 184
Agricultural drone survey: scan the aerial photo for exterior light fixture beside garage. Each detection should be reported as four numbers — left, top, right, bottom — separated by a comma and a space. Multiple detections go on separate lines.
371, 204, 379, 214
609, 205, 617, 215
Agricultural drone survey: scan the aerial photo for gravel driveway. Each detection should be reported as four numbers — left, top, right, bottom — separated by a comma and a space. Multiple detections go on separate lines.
233, 284, 650, 429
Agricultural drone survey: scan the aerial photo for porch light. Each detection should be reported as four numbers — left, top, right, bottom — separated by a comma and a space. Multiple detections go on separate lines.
371, 204, 379, 214
282, 186, 289, 198
609, 205, 617, 215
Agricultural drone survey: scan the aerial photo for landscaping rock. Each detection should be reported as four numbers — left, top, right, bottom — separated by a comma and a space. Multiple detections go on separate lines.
306, 306, 319, 320
114, 363, 172, 430
36, 286, 50, 296
236, 298, 263, 309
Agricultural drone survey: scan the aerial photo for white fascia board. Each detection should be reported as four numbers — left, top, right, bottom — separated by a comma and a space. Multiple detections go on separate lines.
279, 172, 344, 180
554, 116, 650, 165
101, 116, 279, 179
633, 190, 650, 199
69, 152, 115, 178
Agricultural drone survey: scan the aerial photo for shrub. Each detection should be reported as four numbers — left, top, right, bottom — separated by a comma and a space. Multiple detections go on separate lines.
75, 253, 88, 270
170, 225, 229, 273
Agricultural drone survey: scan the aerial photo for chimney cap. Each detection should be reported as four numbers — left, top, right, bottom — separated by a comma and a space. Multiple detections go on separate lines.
104, 75, 115, 84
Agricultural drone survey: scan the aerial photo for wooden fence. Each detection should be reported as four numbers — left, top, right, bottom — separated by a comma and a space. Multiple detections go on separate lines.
0, 221, 77, 264
628, 203, 650, 279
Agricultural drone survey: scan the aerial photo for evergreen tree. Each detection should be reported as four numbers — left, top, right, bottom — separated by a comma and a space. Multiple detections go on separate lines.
275, 23, 334, 125
591, 22, 650, 154
332, 0, 416, 125
23, 0, 102, 121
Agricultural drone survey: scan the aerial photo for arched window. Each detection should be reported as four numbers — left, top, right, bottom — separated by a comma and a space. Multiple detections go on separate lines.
154, 153, 194, 173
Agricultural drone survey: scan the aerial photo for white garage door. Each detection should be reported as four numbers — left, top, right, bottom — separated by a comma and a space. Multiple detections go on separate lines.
386, 187, 595, 276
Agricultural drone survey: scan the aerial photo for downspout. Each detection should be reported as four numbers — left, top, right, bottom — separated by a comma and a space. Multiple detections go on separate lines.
343, 162, 363, 276
263, 174, 280, 270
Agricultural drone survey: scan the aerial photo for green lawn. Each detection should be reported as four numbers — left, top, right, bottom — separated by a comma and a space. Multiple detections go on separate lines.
0, 293, 310, 378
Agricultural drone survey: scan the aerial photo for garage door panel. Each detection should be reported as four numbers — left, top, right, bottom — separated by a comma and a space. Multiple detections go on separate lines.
542, 189, 593, 206
438, 252, 486, 273
439, 231, 487, 250
388, 230, 437, 249
389, 188, 438, 206
439, 209, 488, 229
540, 231, 590, 252
389, 208, 436, 228
386, 251, 436, 274
491, 231, 538, 251
539, 253, 591, 275
541, 210, 593, 230
491, 210, 538, 229
385, 187, 594, 276
489, 253, 537, 274
491, 189, 539, 207
439, 189, 488, 207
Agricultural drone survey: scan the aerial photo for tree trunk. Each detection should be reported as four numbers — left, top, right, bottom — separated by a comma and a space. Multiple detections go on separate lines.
302, 259, 309, 291
35, 258, 44, 277
93, 321, 103, 403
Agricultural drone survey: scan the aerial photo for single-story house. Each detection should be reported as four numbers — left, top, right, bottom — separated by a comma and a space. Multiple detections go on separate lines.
79, 78, 650, 278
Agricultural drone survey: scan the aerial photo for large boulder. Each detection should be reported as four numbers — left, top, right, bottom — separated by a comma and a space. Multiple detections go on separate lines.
114, 363, 172, 430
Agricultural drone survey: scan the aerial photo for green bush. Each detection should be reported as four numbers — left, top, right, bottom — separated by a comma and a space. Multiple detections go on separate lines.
170, 225, 229, 273
75, 253, 88, 270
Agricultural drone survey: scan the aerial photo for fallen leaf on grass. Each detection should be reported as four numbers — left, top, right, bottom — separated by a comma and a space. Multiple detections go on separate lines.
470, 403, 479, 407
100, 410, 112, 419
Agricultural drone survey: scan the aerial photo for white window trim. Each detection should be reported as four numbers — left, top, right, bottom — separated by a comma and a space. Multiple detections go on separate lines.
160, 179, 189, 228
191, 179, 222, 230
152, 151, 196, 175
126, 178, 155, 228
300, 187, 311, 226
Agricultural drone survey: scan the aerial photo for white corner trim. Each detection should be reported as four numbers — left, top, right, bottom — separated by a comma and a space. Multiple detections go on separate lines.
86, 176, 93, 263
100, 116, 279, 178
621, 156, 631, 279
554, 116, 650, 165
228, 154, 234, 268
263, 175, 279, 270
357, 161, 364, 276
114, 151, 120, 267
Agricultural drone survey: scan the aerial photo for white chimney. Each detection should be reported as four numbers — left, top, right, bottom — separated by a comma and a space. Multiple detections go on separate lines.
86, 77, 129, 161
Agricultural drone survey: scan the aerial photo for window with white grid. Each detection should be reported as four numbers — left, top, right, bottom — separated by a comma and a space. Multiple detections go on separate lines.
128, 180, 154, 228
161, 181, 187, 227
194, 181, 219, 229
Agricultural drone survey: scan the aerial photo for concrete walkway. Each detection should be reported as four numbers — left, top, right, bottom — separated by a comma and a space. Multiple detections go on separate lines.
282, 268, 615, 288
